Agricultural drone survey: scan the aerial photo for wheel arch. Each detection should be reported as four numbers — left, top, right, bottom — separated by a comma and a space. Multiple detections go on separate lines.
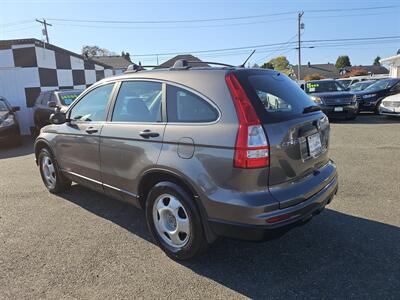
34, 139, 54, 165
137, 168, 217, 243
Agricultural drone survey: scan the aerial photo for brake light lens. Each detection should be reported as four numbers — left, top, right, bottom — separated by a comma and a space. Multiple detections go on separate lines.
225, 73, 269, 168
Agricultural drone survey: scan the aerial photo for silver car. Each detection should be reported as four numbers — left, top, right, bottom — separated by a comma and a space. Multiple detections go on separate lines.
34, 61, 338, 260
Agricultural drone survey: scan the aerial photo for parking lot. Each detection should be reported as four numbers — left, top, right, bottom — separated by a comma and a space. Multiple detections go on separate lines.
0, 114, 399, 299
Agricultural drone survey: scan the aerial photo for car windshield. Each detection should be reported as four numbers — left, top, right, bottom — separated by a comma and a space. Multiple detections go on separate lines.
350, 81, 375, 91
0, 99, 9, 111
339, 80, 352, 88
58, 91, 82, 106
305, 81, 346, 93
364, 79, 398, 92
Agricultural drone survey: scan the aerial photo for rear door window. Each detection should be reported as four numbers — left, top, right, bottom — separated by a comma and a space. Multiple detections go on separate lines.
237, 71, 317, 123
166, 85, 218, 123
112, 81, 162, 123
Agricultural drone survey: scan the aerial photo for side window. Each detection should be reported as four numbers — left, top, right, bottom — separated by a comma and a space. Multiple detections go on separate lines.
70, 83, 114, 122
41, 92, 51, 105
112, 81, 162, 122
36, 93, 44, 106
167, 85, 218, 123
391, 82, 400, 93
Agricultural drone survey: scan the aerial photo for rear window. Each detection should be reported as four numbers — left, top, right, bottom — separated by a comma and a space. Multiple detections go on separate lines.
58, 91, 82, 106
239, 71, 317, 123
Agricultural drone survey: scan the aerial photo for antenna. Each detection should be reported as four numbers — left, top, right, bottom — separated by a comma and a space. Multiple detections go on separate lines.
239, 50, 256, 68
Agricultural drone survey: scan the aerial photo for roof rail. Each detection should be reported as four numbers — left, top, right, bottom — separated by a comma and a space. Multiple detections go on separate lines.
170, 59, 235, 70
125, 63, 159, 73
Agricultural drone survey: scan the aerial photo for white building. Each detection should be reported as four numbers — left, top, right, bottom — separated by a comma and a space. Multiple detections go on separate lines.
380, 54, 400, 78
0, 38, 113, 134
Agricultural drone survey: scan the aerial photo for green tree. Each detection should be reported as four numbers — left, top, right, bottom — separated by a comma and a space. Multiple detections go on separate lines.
373, 56, 381, 66
335, 55, 351, 69
81, 45, 115, 58
261, 56, 291, 74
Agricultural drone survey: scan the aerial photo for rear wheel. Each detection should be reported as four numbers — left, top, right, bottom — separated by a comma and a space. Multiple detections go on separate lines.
38, 148, 71, 193
146, 182, 208, 260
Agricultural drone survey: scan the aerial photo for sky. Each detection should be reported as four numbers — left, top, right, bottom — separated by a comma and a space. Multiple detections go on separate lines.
0, 0, 399, 68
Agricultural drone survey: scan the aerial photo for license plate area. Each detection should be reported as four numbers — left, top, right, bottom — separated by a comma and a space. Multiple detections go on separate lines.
307, 133, 322, 157
334, 106, 343, 112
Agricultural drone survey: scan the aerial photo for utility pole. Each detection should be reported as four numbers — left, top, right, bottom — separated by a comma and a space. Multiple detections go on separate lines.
297, 11, 304, 81
36, 18, 52, 43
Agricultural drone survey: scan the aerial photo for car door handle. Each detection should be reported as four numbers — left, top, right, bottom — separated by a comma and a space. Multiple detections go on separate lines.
85, 127, 98, 134
139, 129, 159, 138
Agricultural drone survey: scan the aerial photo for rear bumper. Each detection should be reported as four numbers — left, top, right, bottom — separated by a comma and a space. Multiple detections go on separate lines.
205, 160, 338, 241
209, 173, 338, 241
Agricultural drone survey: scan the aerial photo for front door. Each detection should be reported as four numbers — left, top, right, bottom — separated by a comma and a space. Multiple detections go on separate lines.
100, 80, 165, 205
54, 83, 115, 192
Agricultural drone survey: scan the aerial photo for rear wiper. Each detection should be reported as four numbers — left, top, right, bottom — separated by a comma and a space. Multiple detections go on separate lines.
303, 105, 321, 114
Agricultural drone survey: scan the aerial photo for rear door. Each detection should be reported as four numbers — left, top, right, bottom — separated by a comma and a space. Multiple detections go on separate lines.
100, 80, 165, 206
236, 70, 335, 208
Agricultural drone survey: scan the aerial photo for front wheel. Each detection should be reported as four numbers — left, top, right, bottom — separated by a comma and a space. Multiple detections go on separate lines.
38, 148, 71, 193
146, 182, 208, 260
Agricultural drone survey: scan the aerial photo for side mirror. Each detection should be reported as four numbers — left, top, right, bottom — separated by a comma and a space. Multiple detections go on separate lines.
50, 112, 67, 125
11, 106, 20, 112
48, 101, 57, 108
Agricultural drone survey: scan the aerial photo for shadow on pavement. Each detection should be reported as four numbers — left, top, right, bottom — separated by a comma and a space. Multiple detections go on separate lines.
0, 136, 34, 159
56, 185, 400, 298
330, 113, 400, 124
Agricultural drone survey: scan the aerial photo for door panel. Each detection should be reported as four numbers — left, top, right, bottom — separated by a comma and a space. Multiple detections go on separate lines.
54, 83, 115, 192
100, 123, 165, 203
99, 80, 164, 204
54, 122, 104, 192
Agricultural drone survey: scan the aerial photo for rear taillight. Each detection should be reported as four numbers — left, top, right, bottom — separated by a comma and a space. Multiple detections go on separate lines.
225, 73, 269, 168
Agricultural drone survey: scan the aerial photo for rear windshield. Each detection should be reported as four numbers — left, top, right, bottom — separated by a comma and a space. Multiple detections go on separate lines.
57, 91, 82, 106
239, 71, 318, 123
305, 81, 346, 93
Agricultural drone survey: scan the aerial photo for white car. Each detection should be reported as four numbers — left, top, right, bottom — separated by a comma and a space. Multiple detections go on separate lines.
379, 93, 400, 117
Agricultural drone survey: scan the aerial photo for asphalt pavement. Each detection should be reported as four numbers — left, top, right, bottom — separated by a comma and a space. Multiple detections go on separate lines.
0, 114, 399, 299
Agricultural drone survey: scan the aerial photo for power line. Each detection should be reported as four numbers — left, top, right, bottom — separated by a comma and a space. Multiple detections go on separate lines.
131, 36, 400, 57
45, 4, 399, 25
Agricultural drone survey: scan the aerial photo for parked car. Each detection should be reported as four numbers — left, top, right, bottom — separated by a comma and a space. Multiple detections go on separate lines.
33, 89, 82, 132
354, 78, 400, 114
34, 62, 338, 260
305, 79, 358, 120
379, 93, 400, 117
349, 80, 376, 91
0, 96, 22, 146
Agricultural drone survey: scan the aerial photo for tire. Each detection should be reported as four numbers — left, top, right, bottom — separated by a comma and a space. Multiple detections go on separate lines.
38, 147, 71, 194
146, 182, 208, 260
374, 101, 382, 115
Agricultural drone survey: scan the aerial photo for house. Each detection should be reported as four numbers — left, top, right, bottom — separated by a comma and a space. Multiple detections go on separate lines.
292, 62, 340, 80
92, 54, 132, 75
0, 38, 113, 134
157, 54, 210, 68
340, 65, 389, 77
380, 54, 400, 78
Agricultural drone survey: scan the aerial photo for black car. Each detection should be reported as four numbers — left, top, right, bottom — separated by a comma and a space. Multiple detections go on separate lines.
33, 89, 82, 132
0, 96, 22, 146
349, 80, 376, 91
304, 80, 358, 120
353, 78, 400, 114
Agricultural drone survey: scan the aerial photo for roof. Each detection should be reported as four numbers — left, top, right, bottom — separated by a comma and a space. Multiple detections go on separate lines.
293, 63, 340, 80
380, 54, 400, 66
92, 55, 132, 69
0, 38, 111, 68
156, 54, 210, 68
344, 65, 389, 75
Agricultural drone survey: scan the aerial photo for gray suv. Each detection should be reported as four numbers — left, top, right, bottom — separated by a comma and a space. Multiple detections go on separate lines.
34, 62, 338, 260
